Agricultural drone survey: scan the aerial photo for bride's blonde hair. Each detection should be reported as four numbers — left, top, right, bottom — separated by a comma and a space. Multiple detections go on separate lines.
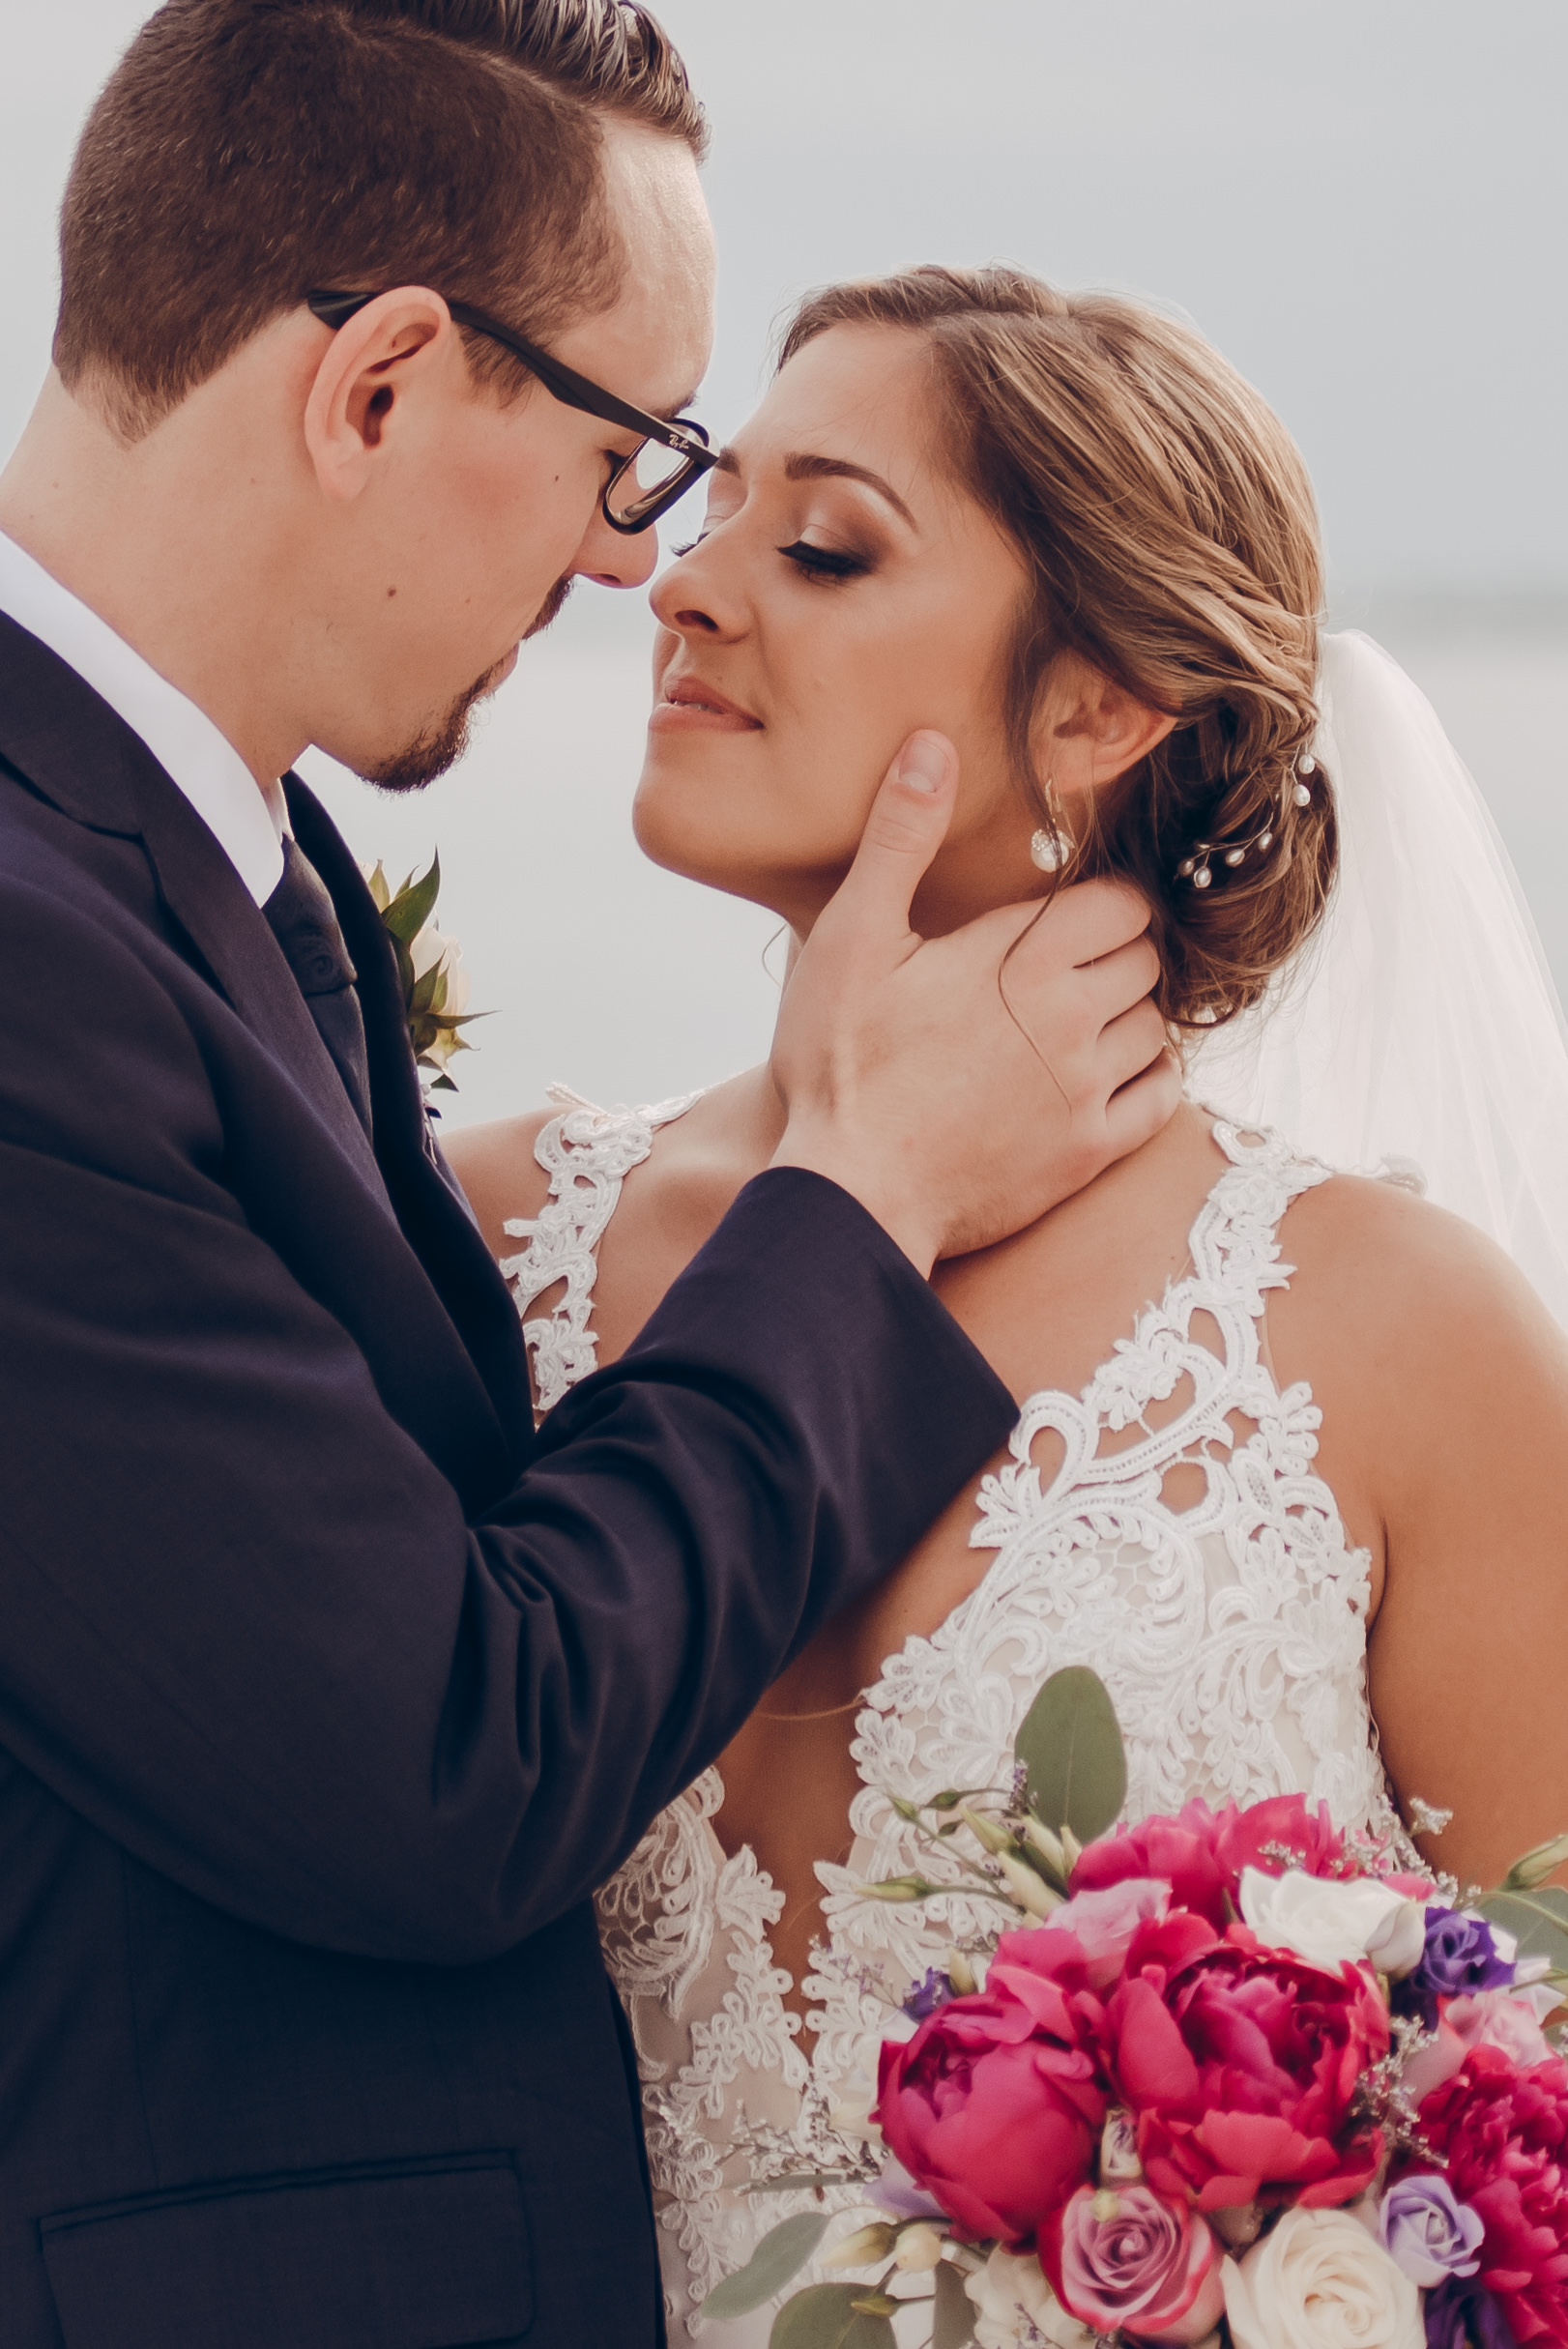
779, 266, 1335, 1030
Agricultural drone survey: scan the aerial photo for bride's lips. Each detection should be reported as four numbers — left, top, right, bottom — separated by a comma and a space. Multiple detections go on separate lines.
649, 674, 764, 735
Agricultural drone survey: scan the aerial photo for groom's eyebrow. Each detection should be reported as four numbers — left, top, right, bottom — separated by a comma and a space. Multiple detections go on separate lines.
711, 447, 917, 531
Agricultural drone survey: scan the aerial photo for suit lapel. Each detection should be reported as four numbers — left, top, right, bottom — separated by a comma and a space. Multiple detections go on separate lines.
287, 779, 534, 1458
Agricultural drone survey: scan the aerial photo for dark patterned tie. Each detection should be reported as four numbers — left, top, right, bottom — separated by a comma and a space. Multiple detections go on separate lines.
262, 835, 373, 1137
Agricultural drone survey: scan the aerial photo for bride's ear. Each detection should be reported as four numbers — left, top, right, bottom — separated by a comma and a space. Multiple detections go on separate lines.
1030, 652, 1176, 808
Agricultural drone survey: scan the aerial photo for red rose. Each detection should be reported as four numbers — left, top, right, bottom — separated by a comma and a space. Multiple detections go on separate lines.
1417, 2046, 1568, 2348
1100, 1912, 1387, 2212
874, 1925, 1108, 2246
1071, 1794, 1347, 1929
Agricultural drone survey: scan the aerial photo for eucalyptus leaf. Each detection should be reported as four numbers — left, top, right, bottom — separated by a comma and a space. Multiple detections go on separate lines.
382, 853, 442, 942
769, 2285, 897, 2349
1476, 1886, 1568, 1977
1014, 1666, 1127, 1847
700, 2213, 830, 2320
932, 2256, 978, 2349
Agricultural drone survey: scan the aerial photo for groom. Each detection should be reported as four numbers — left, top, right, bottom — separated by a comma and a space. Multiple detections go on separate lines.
0, 5, 1176, 2344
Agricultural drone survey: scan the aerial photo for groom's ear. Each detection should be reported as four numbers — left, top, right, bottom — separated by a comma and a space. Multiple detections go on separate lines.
302, 288, 460, 502
1031, 653, 1177, 805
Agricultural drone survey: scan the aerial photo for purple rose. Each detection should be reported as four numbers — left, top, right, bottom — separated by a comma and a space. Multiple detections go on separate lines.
1379, 2173, 1484, 2288
1423, 2276, 1517, 2349
1394, 1908, 1514, 2031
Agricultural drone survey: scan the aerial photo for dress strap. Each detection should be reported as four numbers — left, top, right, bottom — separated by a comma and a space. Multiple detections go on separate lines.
500, 1083, 703, 1415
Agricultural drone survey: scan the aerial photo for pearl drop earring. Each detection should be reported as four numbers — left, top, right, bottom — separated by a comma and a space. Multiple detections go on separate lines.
1030, 780, 1073, 872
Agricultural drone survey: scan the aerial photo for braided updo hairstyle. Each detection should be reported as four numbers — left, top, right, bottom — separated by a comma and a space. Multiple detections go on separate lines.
779, 266, 1335, 1030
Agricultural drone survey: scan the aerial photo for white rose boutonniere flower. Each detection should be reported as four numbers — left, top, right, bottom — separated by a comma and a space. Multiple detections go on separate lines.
363, 853, 484, 1093
1224, 2207, 1423, 2349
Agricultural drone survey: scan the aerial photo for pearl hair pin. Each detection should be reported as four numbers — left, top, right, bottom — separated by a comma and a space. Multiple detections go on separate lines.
1176, 752, 1316, 888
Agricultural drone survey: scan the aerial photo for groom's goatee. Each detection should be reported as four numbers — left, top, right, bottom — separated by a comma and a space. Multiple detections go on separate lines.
363, 657, 510, 796
527, 573, 575, 640
363, 578, 573, 794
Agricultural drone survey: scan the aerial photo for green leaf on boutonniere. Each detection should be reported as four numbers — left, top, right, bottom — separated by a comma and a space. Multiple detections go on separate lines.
382, 853, 443, 943
698, 2212, 830, 2320
1015, 1666, 1127, 1849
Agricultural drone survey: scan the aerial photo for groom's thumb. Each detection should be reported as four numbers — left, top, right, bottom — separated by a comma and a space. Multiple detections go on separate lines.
830, 732, 959, 939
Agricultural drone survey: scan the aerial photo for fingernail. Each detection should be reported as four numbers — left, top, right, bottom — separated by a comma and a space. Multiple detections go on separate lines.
897, 733, 947, 795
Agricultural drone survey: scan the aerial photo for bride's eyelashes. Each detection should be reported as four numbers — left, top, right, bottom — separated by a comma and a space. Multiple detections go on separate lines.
778, 537, 872, 584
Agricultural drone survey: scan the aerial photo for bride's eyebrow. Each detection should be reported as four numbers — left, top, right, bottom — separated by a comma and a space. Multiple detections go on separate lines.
710, 446, 916, 531
783, 452, 916, 530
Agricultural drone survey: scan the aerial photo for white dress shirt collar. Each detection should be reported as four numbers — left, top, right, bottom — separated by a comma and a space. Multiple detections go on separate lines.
0, 528, 285, 905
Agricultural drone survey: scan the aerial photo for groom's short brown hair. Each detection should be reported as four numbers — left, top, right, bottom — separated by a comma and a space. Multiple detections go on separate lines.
54, 0, 706, 441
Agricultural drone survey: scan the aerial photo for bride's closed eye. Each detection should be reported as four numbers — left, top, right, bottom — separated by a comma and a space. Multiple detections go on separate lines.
778, 537, 872, 583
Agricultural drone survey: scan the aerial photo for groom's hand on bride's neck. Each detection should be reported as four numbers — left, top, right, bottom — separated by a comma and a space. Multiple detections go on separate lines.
769, 730, 1180, 1276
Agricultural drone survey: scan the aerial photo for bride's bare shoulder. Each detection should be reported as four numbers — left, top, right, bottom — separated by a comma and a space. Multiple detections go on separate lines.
1275, 1165, 1568, 1432
442, 1109, 559, 1258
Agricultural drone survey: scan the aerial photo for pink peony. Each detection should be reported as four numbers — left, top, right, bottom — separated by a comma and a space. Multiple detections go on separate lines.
1416, 2046, 1568, 2348
1070, 1794, 1347, 1929
874, 1925, 1107, 2246
1051, 2183, 1225, 2343
1099, 1911, 1388, 2212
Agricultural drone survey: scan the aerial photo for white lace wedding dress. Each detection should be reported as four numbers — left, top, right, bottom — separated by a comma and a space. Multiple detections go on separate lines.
501, 1090, 1399, 2343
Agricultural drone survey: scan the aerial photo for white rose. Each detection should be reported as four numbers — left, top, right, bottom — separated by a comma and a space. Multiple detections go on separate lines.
1224, 2207, 1422, 2349
967, 2248, 1093, 2349
409, 924, 470, 1015
1238, 1867, 1416, 1971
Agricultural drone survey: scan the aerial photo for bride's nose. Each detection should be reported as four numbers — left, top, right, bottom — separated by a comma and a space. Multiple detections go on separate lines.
650, 538, 744, 641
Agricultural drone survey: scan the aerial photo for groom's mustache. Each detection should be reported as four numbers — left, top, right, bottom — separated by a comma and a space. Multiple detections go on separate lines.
364, 574, 574, 794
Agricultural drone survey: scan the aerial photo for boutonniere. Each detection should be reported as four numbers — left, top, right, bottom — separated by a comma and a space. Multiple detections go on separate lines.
362, 852, 484, 1093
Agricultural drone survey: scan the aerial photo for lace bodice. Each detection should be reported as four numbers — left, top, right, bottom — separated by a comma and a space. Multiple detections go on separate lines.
503, 1101, 1392, 2343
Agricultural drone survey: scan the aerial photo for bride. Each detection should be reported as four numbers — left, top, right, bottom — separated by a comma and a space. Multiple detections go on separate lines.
448, 265, 1568, 2335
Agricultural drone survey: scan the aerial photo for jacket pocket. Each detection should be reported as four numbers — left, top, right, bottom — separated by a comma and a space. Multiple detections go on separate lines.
40, 2154, 532, 2348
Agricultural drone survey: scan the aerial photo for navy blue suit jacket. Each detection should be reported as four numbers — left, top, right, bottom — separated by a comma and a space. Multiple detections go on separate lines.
0, 611, 1016, 2349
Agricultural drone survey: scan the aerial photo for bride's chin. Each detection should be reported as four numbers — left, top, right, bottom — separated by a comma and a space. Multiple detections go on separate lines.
629, 792, 802, 917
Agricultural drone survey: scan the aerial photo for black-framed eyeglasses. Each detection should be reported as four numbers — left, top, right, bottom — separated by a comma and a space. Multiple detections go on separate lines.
305, 288, 715, 535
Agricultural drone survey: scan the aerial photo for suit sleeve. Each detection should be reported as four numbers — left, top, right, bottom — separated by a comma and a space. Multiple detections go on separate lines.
0, 872, 1017, 1961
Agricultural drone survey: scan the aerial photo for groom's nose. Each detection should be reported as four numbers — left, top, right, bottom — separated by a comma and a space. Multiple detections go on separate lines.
568, 502, 661, 593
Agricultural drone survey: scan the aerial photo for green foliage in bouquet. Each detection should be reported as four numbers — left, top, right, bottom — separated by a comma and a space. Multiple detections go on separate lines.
853, 1665, 1127, 1924
1478, 1829, 1568, 2007
365, 853, 484, 1093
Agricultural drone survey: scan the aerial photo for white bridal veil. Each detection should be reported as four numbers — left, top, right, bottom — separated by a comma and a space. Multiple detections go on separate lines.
1189, 630, 1568, 1328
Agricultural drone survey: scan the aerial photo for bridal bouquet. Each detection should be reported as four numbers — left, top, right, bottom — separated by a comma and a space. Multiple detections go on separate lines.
705, 1671, 1568, 2349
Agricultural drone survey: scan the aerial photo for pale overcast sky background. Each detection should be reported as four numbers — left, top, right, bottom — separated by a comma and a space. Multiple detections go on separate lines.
2, 2, 1565, 1116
